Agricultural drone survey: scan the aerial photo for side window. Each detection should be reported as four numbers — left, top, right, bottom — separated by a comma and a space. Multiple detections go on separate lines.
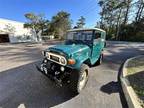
93, 31, 101, 44
94, 32, 101, 39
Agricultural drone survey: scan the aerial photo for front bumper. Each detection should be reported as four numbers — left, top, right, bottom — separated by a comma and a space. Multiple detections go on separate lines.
35, 62, 68, 86
36, 61, 63, 86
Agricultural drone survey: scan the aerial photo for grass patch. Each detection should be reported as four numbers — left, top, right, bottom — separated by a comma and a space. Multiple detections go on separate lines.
126, 56, 144, 107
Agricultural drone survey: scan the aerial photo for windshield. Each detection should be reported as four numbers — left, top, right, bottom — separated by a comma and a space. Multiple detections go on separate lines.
65, 30, 93, 45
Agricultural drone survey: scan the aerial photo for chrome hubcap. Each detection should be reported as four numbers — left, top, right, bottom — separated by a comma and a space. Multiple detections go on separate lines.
79, 70, 87, 91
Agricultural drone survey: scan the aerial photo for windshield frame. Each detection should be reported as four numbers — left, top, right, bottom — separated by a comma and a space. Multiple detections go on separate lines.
65, 30, 94, 45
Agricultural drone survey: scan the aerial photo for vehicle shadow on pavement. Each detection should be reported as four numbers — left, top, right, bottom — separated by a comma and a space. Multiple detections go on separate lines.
100, 64, 128, 108
0, 62, 76, 108
100, 81, 119, 94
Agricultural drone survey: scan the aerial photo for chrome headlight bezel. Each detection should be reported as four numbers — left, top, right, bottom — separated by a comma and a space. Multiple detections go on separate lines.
45, 52, 50, 58
60, 57, 66, 64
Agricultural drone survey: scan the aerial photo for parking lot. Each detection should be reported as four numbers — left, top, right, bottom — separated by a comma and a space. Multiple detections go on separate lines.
0, 41, 143, 108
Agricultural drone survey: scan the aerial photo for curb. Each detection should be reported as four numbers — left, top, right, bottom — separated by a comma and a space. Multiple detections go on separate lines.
120, 55, 144, 108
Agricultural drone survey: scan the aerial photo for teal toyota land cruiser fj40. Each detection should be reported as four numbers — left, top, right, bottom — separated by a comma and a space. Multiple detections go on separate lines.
36, 28, 106, 93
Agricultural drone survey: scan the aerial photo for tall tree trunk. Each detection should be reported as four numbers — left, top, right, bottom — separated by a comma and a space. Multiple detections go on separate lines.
134, 0, 144, 34
100, 7, 105, 29
116, 8, 122, 40
138, 3, 144, 21
135, 0, 144, 22
123, 0, 131, 25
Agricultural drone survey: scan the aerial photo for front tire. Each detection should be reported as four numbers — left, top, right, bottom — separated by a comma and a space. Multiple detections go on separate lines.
69, 64, 89, 94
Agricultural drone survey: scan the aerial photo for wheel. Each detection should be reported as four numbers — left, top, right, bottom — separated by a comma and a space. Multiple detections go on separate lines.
95, 53, 103, 65
104, 42, 106, 48
69, 64, 89, 94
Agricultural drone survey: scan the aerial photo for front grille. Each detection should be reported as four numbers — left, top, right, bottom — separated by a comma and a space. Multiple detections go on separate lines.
50, 55, 59, 62
46, 52, 67, 66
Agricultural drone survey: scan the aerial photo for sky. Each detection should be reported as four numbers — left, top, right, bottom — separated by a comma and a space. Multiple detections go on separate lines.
0, 0, 101, 27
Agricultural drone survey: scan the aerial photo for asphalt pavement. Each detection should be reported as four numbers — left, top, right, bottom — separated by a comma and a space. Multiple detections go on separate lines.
0, 41, 143, 108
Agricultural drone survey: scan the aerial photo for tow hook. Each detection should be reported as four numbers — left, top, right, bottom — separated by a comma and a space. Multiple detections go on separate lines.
54, 77, 62, 87
55, 71, 60, 75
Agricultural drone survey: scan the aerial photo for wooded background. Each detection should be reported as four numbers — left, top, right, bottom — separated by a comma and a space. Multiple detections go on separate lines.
24, 0, 144, 42
97, 0, 144, 42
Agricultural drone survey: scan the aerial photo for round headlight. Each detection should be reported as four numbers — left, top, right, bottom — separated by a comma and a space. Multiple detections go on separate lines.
46, 52, 49, 58
60, 58, 66, 64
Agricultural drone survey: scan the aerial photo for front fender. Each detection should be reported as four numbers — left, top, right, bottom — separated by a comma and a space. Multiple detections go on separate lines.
67, 56, 89, 70
76, 56, 90, 70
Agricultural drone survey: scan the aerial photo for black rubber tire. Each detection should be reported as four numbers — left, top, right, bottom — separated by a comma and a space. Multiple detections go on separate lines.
69, 64, 89, 94
95, 53, 103, 66
104, 42, 106, 48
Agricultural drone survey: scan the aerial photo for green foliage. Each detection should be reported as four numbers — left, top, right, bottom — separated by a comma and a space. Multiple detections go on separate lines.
106, 28, 116, 40
135, 32, 144, 42
98, 0, 144, 42
24, 11, 72, 40
49, 11, 72, 39
24, 13, 49, 41
119, 18, 144, 42
75, 16, 86, 28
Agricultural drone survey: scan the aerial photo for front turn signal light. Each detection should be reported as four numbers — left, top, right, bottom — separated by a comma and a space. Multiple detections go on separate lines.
68, 59, 76, 65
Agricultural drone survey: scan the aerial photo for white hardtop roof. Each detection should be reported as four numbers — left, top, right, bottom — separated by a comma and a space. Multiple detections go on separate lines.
68, 28, 106, 32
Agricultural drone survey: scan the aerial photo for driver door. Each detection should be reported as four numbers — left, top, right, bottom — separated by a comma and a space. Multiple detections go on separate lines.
91, 31, 102, 64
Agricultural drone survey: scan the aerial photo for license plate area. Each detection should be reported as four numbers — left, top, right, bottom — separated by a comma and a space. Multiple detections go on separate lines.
50, 55, 59, 62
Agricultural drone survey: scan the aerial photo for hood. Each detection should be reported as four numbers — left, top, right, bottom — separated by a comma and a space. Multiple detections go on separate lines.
48, 44, 89, 55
